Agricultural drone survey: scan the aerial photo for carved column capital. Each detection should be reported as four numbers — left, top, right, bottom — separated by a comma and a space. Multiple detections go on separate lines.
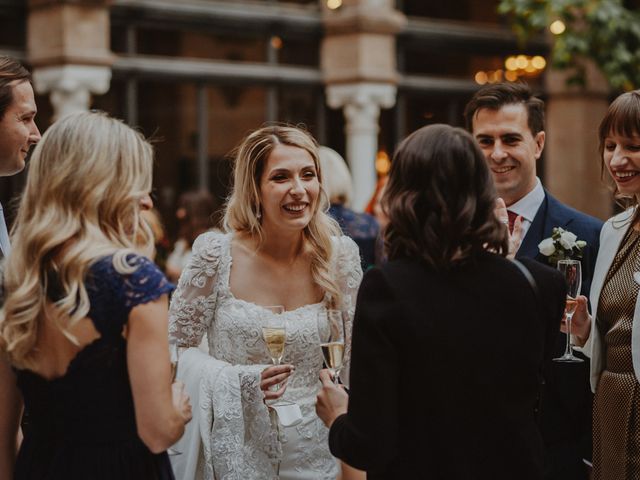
33, 64, 111, 119
327, 82, 396, 133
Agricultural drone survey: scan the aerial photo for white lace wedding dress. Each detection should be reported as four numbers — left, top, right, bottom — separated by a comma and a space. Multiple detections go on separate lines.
168, 231, 362, 480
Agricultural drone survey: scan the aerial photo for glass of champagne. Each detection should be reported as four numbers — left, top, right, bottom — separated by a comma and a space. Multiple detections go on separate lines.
261, 305, 290, 405
317, 309, 345, 385
554, 259, 584, 363
168, 342, 182, 456
262, 305, 286, 366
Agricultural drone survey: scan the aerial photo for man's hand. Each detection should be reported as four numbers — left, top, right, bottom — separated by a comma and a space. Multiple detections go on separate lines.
495, 197, 523, 258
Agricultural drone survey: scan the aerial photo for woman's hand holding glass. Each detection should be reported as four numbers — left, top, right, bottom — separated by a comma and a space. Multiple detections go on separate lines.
562, 294, 591, 348
260, 364, 295, 402
554, 259, 584, 362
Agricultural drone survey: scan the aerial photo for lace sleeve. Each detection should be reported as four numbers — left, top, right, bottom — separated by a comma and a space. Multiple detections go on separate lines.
168, 232, 224, 347
85, 254, 173, 336
121, 255, 174, 311
335, 235, 364, 386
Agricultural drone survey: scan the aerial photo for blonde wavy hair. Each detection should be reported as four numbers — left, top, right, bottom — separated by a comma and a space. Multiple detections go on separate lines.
0, 111, 154, 369
224, 125, 343, 307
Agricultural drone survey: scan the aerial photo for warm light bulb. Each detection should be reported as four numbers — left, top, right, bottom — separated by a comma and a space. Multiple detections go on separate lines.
375, 150, 391, 175
475, 71, 488, 85
515, 55, 528, 70
550, 20, 566, 35
505, 56, 518, 71
505, 71, 518, 82
327, 0, 342, 9
270, 36, 283, 50
531, 56, 546, 70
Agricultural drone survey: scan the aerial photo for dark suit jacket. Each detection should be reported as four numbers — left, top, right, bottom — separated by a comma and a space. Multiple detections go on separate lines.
515, 190, 603, 480
329, 252, 566, 480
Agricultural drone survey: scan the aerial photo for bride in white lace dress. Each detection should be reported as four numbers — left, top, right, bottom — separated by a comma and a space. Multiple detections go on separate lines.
168, 126, 363, 480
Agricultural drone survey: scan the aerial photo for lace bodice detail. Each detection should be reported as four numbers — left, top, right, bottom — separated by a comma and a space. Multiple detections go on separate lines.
169, 232, 361, 384
168, 231, 362, 479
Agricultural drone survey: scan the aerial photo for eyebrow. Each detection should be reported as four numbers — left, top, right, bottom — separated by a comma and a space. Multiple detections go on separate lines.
18, 108, 37, 117
269, 164, 316, 172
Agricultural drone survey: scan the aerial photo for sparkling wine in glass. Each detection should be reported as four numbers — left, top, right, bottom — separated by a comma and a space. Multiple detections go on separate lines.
261, 305, 292, 407
168, 342, 182, 456
317, 309, 345, 385
554, 259, 584, 363
261, 305, 286, 366
169, 343, 179, 382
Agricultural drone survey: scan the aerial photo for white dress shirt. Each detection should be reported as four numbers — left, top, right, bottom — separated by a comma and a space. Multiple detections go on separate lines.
0, 202, 11, 257
507, 178, 545, 245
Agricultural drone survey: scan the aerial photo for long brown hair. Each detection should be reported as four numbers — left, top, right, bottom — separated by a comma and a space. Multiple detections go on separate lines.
383, 124, 508, 270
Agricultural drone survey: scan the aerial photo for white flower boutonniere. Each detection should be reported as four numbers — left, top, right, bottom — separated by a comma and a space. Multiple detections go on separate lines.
537, 227, 587, 266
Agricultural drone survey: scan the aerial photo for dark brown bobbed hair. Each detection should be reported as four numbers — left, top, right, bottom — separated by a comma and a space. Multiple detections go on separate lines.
598, 90, 640, 224
382, 124, 509, 270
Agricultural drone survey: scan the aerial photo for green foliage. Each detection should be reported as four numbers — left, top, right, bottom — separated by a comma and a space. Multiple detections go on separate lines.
498, 0, 640, 90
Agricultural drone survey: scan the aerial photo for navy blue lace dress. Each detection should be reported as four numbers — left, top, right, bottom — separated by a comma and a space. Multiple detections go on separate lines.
13, 254, 175, 480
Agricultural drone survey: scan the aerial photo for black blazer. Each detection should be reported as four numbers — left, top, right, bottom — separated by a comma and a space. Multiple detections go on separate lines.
329, 252, 566, 480
516, 190, 603, 479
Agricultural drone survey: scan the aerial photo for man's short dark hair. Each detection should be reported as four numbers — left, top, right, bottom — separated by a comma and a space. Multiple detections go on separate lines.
463, 82, 545, 135
0, 56, 31, 121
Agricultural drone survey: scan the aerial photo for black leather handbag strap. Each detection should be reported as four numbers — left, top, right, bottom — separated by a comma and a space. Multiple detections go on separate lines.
512, 258, 540, 301
511, 258, 545, 424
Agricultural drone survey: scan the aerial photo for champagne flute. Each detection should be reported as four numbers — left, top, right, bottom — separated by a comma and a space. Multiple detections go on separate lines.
554, 259, 584, 363
168, 342, 182, 456
261, 305, 286, 366
261, 305, 290, 405
317, 309, 345, 385
169, 342, 180, 382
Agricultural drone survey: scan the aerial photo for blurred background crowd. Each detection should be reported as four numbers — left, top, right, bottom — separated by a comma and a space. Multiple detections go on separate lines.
0, 0, 633, 249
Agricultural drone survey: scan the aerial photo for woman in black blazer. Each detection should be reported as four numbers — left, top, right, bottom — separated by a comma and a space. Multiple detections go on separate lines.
316, 124, 567, 480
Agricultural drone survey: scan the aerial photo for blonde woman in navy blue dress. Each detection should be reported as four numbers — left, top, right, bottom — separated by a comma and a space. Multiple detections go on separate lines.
0, 111, 192, 479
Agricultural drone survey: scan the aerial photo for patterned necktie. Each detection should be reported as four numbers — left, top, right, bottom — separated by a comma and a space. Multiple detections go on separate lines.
507, 210, 518, 235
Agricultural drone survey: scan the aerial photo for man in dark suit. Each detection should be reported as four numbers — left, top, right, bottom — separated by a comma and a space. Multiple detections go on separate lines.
0, 56, 41, 257
464, 82, 603, 480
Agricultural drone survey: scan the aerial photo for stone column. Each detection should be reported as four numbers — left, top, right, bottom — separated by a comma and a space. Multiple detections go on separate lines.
321, 0, 406, 211
326, 83, 396, 210
27, 0, 113, 121
544, 62, 612, 220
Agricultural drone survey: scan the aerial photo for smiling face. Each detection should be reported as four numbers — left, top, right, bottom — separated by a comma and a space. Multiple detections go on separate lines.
472, 103, 545, 206
603, 132, 640, 198
259, 144, 320, 234
0, 80, 41, 176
